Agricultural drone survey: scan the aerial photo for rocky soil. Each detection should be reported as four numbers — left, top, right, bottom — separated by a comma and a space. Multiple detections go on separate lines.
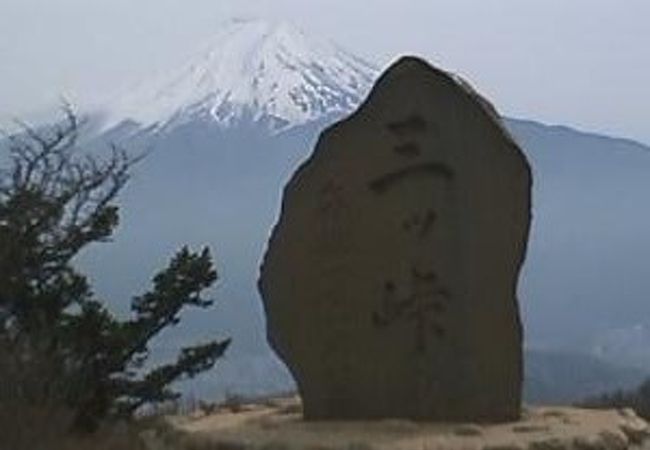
140, 395, 650, 450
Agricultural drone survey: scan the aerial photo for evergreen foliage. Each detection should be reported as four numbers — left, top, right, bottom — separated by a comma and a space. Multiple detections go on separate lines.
0, 110, 230, 431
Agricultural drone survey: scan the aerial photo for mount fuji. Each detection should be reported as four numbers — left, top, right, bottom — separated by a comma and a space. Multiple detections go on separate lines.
94, 19, 377, 135
80, 18, 650, 401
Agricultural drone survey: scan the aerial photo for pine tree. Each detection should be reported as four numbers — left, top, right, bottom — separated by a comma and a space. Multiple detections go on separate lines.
0, 110, 230, 431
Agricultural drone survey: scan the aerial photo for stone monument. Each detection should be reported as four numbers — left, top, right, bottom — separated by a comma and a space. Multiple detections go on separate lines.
258, 56, 532, 422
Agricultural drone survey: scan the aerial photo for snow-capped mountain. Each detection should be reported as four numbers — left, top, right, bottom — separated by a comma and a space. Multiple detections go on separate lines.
79, 19, 650, 402
96, 18, 378, 134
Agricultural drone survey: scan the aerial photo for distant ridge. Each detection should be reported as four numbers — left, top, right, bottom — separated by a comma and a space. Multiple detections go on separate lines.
504, 118, 650, 155
524, 349, 646, 404
74, 19, 650, 401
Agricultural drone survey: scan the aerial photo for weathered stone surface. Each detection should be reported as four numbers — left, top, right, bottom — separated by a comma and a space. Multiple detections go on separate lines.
258, 56, 532, 421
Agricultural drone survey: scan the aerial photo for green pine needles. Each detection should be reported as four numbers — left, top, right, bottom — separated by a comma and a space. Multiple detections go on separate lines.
0, 109, 230, 431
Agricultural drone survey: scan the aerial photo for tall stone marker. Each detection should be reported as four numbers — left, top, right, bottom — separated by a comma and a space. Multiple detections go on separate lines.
258, 57, 532, 422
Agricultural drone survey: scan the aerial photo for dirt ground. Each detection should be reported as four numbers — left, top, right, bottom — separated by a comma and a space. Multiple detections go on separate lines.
140, 395, 650, 450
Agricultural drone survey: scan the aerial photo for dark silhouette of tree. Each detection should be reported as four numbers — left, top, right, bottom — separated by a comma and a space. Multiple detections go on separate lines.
0, 109, 230, 431
581, 378, 650, 420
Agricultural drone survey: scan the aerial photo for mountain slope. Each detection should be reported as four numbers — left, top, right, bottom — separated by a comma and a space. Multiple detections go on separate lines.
78, 20, 650, 402
95, 19, 378, 135
505, 118, 650, 354
524, 349, 646, 404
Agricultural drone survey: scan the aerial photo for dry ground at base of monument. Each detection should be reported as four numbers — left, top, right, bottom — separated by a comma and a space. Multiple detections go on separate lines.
138, 395, 650, 450
8, 396, 650, 450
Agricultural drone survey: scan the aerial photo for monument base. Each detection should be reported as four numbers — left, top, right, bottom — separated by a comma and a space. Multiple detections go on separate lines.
147, 395, 650, 450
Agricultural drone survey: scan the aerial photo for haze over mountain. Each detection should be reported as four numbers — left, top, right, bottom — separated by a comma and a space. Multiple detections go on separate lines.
78, 18, 650, 401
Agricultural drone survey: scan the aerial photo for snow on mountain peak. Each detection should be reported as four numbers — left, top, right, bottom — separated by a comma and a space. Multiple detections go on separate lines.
98, 18, 379, 133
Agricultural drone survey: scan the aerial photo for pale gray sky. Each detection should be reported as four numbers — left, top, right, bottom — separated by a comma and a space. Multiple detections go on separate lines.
0, 0, 648, 144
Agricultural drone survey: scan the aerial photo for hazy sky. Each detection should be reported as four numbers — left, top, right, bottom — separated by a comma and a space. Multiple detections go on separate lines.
0, 0, 648, 144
